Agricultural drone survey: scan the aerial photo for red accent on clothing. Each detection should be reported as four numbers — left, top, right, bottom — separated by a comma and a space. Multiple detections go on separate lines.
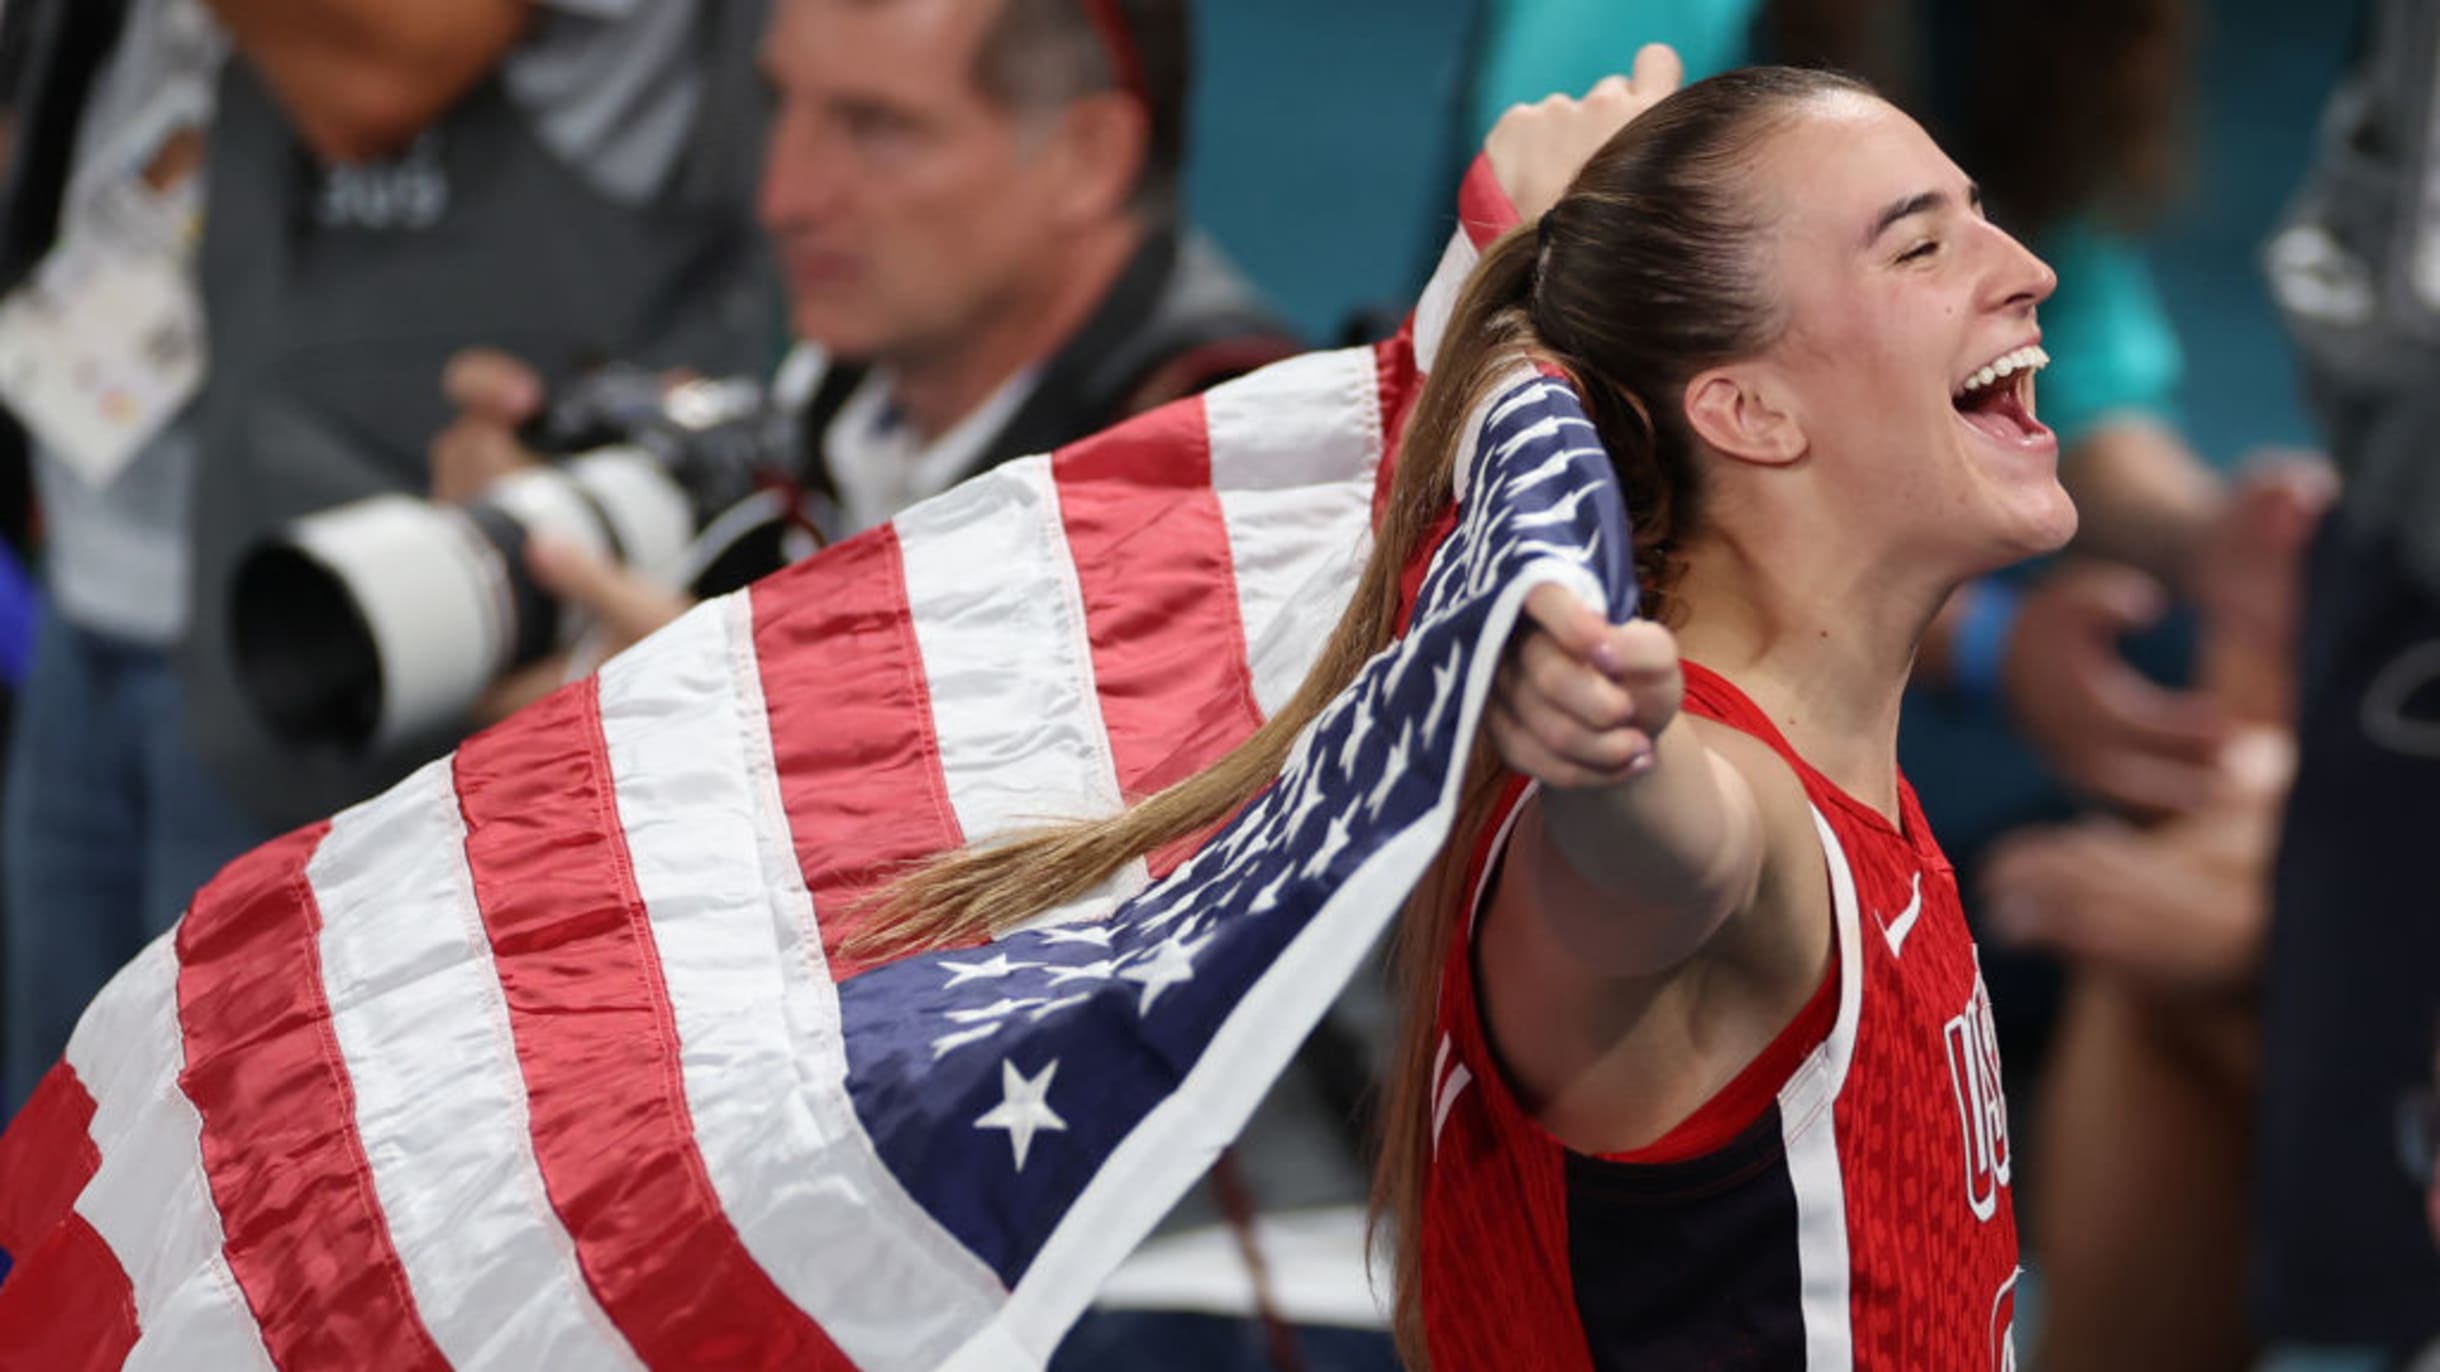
1605, 943, 1840, 1167
1396, 504, 1461, 636
1372, 333, 1419, 528
1423, 663, 2018, 1370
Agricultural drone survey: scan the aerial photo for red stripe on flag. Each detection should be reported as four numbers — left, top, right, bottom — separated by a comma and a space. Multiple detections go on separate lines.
1373, 332, 1421, 525
1459, 153, 1521, 250
753, 528, 964, 979
173, 822, 448, 1370
0, 1212, 137, 1370
0, 1061, 100, 1258
455, 682, 853, 1369
1053, 398, 1265, 877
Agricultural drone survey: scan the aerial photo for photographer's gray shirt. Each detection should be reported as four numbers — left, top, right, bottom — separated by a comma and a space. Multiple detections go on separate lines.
36, 0, 703, 646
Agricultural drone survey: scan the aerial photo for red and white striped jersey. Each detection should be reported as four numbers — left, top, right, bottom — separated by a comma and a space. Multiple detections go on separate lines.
1421, 662, 2021, 1371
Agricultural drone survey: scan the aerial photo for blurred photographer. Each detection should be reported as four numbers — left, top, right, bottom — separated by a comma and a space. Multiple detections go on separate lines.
0, 0, 780, 1105
428, 0, 1300, 687
165, 0, 782, 839
0, 0, 241, 1114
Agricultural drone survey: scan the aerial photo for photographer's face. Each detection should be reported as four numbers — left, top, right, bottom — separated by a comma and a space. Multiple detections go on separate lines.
760, 0, 1093, 361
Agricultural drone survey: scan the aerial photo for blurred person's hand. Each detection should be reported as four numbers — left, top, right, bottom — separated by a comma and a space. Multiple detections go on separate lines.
528, 537, 693, 654
472, 538, 695, 724
2001, 561, 2230, 819
2186, 453, 2338, 656
430, 347, 548, 504
1980, 728, 2292, 991
1486, 44, 1684, 223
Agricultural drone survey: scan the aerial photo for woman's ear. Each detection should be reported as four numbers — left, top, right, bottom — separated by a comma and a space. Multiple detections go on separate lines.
1682, 367, 1805, 468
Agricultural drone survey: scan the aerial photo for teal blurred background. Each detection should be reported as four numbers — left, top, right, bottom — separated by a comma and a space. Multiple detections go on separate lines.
1187, 0, 2353, 468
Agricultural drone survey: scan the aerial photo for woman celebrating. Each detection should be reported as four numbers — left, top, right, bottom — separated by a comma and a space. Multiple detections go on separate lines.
878, 61, 2068, 1370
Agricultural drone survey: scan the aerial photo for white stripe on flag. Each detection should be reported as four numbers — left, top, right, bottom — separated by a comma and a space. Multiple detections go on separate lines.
1779, 808, 1866, 1372
1220, 484, 1373, 721
65, 938, 271, 1371
1412, 231, 1479, 377
1203, 348, 1384, 494
895, 459, 1139, 874
1205, 346, 1384, 719
593, 595, 1010, 1372
308, 761, 638, 1369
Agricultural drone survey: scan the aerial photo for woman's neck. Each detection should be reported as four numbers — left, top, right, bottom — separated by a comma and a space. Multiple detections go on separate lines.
1669, 534, 1945, 823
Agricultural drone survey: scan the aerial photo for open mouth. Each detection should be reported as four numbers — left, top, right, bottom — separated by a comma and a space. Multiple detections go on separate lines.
1952, 344, 2054, 449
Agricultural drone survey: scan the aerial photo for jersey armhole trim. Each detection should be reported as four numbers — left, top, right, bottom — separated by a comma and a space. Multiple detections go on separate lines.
1456, 788, 1865, 1160
1776, 805, 1865, 1137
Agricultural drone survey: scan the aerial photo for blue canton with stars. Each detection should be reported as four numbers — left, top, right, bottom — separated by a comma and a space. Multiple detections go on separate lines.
837, 371, 1639, 1288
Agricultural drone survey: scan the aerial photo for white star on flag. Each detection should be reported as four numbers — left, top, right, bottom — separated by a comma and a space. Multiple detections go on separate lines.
1037, 925, 1114, 948
974, 1059, 1067, 1172
1119, 934, 1209, 1015
1425, 650, 1463, 739
1337, 694, 1377, 777
1028, 993, 1091, 1022
1367, 722, 1413, 820
1301, 799, 1360, 880
945, 997, 1044, 1024
1511, 481, 1602, 529
1499, 534, 1600, 572
1045, 958, 1119, 986
1381, 635, 1423, 700
1506, 447, 1576, 494
931, 1023, 1001, 1061
1250, 869, 1291, 914
1285, 771, 1329, 839
940, 953, 1036, 988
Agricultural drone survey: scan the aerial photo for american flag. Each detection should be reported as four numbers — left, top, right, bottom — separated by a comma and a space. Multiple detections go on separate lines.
0, 177, 1627, 1371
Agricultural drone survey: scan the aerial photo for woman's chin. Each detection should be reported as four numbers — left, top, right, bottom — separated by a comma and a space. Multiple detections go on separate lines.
1965, 485, 2079, 570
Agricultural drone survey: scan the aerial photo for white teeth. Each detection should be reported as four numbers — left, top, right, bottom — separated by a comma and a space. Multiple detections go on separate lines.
1956, 345, 2049, 398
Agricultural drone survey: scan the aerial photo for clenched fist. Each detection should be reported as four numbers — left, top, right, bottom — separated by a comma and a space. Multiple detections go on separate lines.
1491, 582, 1683, 790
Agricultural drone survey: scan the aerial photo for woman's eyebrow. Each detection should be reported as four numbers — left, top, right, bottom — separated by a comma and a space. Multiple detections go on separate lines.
1866, 182, 1981, 246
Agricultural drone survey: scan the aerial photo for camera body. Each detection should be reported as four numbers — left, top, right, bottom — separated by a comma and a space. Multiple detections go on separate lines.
232, 364, 798, 751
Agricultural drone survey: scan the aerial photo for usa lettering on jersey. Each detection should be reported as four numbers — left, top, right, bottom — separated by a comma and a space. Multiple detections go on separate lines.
1945, 970, 2012, 1222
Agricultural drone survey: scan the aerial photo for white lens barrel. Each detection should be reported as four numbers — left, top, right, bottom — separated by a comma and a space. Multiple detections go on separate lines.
563, 447, 697, 588
280, 495, 507, 748
260, 455, 693, 748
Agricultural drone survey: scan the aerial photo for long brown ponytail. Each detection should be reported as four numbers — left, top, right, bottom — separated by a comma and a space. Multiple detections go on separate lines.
853, 65, 1873, 1370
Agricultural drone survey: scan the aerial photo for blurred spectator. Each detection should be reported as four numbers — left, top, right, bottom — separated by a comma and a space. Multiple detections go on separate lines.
169, 0, 779, 840
0, 0, 777, 1109
431, 0, 1301, 657
1982, 457, 2331, 1372
0, 0, 250, 1115
433, 5, 1318, 1367
2249, 0, 2440, 1361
